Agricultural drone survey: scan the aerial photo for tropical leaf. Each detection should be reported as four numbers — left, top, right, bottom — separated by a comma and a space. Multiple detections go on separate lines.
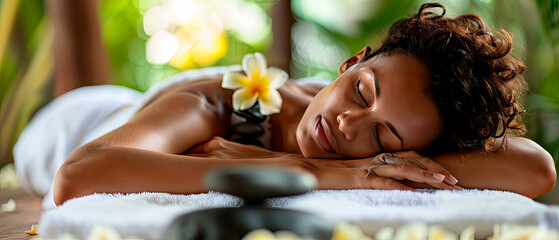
0, 17, 53, 167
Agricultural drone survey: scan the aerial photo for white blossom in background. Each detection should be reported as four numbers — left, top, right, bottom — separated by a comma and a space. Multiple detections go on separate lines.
142, 6, 172, 36
211, 0, 271, 45
142, 0, 270, 67
145, 31, 179, 64
143, 0, 225, 66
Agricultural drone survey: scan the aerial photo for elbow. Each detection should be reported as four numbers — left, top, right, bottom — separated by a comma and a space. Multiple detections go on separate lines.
53, 144, 101, 206
53, 162, 74, 206
525, 146, 556, 198
53, 157, 84, 206
537, 151, 556, 197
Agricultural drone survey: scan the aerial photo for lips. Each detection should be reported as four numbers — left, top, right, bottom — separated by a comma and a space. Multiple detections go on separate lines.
315, 117, 335, 154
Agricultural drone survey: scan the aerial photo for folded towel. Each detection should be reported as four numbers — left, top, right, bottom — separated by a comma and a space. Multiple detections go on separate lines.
38, 189, 559, 239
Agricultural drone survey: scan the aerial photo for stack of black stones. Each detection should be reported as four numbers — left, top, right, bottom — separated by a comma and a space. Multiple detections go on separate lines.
230, 103, 267, 148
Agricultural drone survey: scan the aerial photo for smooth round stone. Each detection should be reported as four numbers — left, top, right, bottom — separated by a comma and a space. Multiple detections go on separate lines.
233, 108, 266, 123
204, 166, 317, 205
232, 122, 264, 136
165, 207, 333, 240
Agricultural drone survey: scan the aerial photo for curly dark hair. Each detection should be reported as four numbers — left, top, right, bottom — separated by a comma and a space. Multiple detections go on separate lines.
364, 2, 527, 152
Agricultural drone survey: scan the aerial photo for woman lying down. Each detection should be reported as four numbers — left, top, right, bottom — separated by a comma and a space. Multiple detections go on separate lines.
14, 3, 556, 207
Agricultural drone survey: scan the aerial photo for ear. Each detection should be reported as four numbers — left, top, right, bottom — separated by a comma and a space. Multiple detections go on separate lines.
338, 46, 372, 75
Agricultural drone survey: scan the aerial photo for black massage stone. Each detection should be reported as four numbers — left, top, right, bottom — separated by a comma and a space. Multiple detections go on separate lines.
165, 167, 333, 240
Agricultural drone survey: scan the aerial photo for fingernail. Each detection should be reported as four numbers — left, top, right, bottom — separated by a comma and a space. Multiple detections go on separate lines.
432, 173, 445, 181
454, 185, 464, 190
448, 175, 459, 185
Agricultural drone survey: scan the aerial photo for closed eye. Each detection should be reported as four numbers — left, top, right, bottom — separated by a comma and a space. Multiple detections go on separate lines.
355, 80, 369, 107
374, 124, 385, 152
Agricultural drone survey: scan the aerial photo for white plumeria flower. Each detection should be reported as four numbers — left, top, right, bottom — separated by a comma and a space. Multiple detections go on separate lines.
1, 198, 15, 212
222, 52, 288, 115
331, 222, 371, 240
459, 226, 475, 240
491, 224, 559, 240
87, 225, 122, 240
428, 225, 458, 240
393, 222, 428, 240
380, 224, 474, 240
375, 226, 395, 240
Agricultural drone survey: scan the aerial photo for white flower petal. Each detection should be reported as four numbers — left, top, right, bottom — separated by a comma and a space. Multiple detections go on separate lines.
242, 52, 267, 80
428, 225, 457, 240
146, 31, 179, 64
497, 224, 558, 240
375, 227, 395, 240
331, 222, 371, 240
143, 6, 172, 36
394, 222, 428, 240
266, 67, 289, 90
258, 89, 282, 115
274, 230, 306, 240
222, 72, 249, 89
241, 229, 276, 240
87, 225, 122, 240
459, 226, 475, 240
233, 88, 258, 111
1, 199, 15, 212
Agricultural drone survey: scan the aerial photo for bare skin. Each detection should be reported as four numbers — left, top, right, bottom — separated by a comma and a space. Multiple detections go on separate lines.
53, 50, 556, 206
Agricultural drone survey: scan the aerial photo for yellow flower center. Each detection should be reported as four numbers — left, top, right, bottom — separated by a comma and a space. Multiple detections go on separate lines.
248, 76, 268, 97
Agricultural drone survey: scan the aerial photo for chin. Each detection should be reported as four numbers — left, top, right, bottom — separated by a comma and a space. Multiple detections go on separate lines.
295, 128, 311, 158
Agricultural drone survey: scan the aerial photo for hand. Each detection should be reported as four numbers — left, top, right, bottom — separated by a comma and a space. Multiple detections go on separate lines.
378, 150, 462, 190
297, 151, 462, 191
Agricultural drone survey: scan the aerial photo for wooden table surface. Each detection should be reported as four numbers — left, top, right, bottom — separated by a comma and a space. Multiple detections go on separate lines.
0, 187, 43, 239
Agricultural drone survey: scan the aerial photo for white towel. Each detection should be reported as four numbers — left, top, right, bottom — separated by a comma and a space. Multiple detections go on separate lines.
38, 189, 559, 239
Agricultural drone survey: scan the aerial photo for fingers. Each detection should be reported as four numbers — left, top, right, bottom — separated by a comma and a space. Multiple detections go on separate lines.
369, 164, 438, 182
370, 164, 451, 189
364, 176, 416, 191
392, 151, 459, 185
425, 180, 464, 190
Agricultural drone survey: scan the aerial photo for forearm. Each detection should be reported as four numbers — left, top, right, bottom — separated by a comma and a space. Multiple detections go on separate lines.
53, 145, 298, 205
430, 137, 556, 198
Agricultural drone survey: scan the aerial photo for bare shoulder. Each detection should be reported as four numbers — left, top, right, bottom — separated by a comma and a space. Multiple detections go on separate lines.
282, 80, 326, 97
143, 76, 233, 109
85, 76, 234, 154
506, 137, 551, 156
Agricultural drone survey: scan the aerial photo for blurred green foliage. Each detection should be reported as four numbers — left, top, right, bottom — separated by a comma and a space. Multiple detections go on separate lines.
98, 0, 275, 91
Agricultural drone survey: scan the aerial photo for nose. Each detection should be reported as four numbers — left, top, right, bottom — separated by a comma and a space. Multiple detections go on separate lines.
336, 109, 372, 140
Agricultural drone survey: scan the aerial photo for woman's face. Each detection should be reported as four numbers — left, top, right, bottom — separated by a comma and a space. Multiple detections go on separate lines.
296, 51, 443, 159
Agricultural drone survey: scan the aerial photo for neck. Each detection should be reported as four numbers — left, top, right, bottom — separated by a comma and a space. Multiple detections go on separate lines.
270, 108, 304, 153
269, 82, 317, 153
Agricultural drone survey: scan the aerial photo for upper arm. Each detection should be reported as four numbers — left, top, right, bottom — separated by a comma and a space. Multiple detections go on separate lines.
85, 91, 229, 154
432, 137, 556, 198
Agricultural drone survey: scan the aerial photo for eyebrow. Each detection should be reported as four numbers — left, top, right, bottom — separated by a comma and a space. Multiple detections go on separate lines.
371, 67, 404, 150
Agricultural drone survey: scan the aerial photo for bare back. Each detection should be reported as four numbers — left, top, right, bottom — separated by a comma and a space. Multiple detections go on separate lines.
98, 76, 324, 155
